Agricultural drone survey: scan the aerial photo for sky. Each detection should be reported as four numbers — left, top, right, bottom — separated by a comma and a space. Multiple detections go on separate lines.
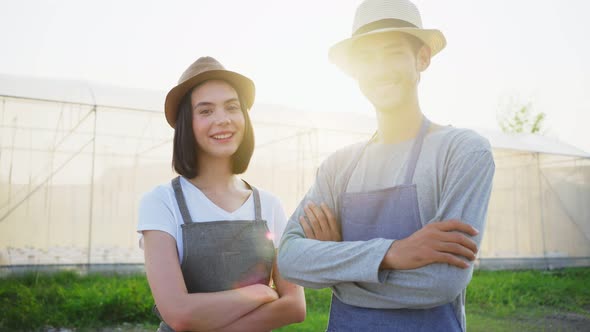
1, 0, 589, 153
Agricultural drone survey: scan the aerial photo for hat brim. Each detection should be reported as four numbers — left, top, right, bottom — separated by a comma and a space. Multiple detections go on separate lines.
328, 28, 446, 76
164, 70, 255, 128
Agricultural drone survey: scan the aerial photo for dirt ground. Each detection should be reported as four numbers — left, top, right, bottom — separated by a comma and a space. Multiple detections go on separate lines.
526, 311, 590, 332
42, 313, 590, 332
45, 320, 590, 332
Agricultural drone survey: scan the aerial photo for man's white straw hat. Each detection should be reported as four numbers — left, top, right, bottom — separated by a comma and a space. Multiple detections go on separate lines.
329, 0, 446, 73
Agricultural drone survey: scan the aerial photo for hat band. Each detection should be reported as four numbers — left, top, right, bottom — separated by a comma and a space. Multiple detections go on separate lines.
353, 18, 418, 36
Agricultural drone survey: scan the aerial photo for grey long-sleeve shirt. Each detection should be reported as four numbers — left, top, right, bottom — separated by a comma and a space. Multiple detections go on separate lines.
277, 126, 495, 331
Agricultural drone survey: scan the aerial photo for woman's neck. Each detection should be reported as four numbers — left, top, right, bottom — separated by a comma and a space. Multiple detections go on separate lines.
189, 157, 240, 192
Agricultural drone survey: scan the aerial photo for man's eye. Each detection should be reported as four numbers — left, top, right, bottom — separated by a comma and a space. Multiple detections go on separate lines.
354, 53, 372, 61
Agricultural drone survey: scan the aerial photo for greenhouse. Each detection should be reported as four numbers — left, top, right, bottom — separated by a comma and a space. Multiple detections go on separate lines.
1, 74, 589, 273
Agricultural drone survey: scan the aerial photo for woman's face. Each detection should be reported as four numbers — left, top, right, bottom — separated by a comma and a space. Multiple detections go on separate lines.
190, 80, 245, 160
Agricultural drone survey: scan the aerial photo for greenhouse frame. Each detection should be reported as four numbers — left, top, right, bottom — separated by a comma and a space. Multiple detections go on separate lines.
1, 74, 589, 274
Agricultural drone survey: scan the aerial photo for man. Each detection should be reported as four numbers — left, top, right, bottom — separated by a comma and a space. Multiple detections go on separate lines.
277, 0, 495, 331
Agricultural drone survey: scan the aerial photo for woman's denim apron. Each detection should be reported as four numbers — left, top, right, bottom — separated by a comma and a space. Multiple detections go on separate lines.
154, 176, 276, 331
327, 119, 461, 332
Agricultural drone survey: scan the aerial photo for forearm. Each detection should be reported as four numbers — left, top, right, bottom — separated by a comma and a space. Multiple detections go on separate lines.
159, 284, 276, 331
334, 261, 474, 309
144, 231, 278, 331
208, 293, 303, 332
339, 217, 484, 308
333, 165, 494, 310
343, 149, 494, 309
207, 259, 306, 332
278, 221, 394, 288
278, 155, 397, 288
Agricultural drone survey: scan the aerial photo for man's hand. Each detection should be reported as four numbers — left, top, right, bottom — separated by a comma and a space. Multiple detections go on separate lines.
381, 220, 479, 270
299, 202, 341, 242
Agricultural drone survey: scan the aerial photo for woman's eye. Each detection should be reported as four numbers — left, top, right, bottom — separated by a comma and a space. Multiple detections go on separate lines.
199, 109, 212, 115
227, 105, 241, 111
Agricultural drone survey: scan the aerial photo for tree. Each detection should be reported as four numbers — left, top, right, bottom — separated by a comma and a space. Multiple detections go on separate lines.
497, 102, 546, 134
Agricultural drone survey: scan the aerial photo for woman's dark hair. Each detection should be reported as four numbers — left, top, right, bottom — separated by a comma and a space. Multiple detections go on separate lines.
172, 81, 255, 178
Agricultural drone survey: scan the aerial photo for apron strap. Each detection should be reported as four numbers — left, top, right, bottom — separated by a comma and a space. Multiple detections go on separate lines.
172, 176, 193, 225
402, 117, 430, 185
172, 177, 262, 223
341, 132, 377, 193
341, 117, 431, 191
243, 180, 262, 220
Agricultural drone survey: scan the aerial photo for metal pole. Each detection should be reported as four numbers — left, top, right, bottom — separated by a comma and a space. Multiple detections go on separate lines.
536, 152, 549, 269
86, 106, 97, 267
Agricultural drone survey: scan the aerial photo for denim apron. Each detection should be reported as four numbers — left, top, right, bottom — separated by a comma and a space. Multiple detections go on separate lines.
155, 176, 276, 332
327, 119, 461, 332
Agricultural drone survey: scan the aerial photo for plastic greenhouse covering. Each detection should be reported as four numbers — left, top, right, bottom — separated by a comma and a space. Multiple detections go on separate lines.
1, 74, 589, 273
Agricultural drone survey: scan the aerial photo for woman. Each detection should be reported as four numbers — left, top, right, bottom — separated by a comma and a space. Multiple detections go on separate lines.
137, 56, 306, 331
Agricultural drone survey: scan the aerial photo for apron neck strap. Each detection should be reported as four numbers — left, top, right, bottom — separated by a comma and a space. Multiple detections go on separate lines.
172, 176, 193, 225
341, 117, 431, 191
243, 180, 262, 220
341, 132, 376, 192
403, 117, 430, 184
172, 177, 264, 223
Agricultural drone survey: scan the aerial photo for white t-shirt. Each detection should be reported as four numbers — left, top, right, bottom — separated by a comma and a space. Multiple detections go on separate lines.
137, 176, 288, 263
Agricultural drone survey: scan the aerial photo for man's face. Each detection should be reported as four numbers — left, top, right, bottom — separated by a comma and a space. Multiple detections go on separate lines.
350, 32, 430, 111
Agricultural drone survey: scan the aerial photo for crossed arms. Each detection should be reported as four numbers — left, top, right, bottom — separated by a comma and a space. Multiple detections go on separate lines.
277, 148, 495, 309
143, 231, 305, 332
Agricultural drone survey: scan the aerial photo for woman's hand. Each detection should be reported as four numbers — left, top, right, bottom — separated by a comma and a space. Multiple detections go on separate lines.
246, 283, 279, 303
299, 202, 342, 241
206, 255, 305, 332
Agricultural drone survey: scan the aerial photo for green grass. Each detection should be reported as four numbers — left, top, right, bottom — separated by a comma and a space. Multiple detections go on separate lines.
0, 268, 589, 331
0, 272, 158, 331
465, 268, 590, 331
467, 269, 590, 314
276, 286, 331, 331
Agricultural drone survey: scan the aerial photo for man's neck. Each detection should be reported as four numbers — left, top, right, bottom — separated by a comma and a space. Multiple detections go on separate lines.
375, 102, 423, 144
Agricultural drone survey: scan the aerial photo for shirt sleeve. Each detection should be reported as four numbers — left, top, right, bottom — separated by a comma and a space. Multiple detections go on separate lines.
137, 188, 178, 248
334, 148, 496, 309
277, 156, 395, 288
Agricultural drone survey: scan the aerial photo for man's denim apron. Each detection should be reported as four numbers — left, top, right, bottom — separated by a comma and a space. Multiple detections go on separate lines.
327, 119, 461, 332
155, 176, 276, 332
